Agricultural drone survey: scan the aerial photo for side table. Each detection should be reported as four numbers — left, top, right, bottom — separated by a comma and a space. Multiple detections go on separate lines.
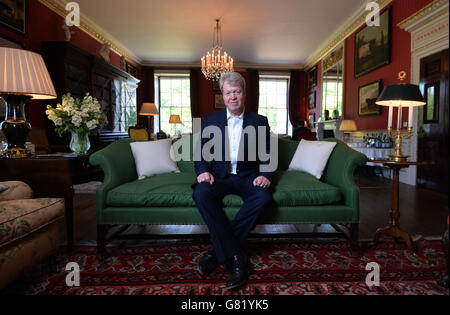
0, 154, 93, 250
369, 159, 434, 264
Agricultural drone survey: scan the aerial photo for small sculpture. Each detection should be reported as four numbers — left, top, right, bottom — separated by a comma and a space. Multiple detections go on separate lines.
99, 43, 110, 63
62, 24, 75, 42
120, 56, 126, 70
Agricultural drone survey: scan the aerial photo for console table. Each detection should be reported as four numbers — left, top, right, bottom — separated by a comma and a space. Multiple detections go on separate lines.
0, 154, 93, 249
369, 159, 434, 264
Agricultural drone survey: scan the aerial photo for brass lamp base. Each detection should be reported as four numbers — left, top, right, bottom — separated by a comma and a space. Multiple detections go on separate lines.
389, 154, 409, 162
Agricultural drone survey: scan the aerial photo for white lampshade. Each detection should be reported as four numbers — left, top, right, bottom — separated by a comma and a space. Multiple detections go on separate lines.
139, 102, 159, 116
169, 115, 181, 124
0, 47, 56, 99
339, 120, 358, 132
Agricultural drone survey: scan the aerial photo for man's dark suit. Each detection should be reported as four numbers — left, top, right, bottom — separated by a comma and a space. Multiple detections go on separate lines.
193, 109, 274, 263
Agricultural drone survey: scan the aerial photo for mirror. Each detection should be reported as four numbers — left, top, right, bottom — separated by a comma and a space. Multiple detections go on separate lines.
322, 45, 344, 121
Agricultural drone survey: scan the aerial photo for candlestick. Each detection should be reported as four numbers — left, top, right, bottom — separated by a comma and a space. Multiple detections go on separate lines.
408, 105, 414, 128
397, 104, 402, 129
388, 105, 393, 128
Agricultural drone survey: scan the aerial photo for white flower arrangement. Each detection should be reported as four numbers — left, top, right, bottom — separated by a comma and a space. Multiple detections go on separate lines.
46, 93, 105, 136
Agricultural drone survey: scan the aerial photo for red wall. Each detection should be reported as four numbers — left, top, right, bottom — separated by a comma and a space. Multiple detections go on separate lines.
344, 0, 434, 130
0, 0, 123, 127
305, 0, 434, 131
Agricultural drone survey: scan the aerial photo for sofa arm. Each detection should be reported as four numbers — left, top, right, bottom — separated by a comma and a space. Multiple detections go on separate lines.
0, 181, 33, 201
89, 138, 138, 218
323, 139, 368, 217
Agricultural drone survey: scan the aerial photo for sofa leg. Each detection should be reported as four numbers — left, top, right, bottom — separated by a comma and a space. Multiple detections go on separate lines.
350, 223, 362, 258
97, 224, 109, 254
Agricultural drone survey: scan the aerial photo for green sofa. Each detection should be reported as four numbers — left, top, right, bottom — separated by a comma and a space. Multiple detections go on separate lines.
89, 136, 367, 253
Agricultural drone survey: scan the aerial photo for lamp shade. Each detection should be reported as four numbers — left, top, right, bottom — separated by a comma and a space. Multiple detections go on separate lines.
339, 120, 358, 132
139, 102, 159, 116
376, 84, 426, 107
0, 47, 56, 99
169, 115, 181, 124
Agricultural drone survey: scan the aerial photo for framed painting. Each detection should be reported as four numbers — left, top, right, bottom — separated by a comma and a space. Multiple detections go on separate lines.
0, 0, 28, 36
214, 93, 225, 109
358, 80, 382, 116
308, 112, 316, 128
308, 91, 316, 109
308, 66, 317, 89
354, 7, 391, 78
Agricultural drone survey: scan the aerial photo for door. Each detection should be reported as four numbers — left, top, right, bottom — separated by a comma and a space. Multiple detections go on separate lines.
417, 49, 449, 194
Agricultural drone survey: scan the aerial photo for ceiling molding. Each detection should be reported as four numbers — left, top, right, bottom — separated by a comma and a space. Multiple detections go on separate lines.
397, 0, 449, 31
304, 0, 392, 70
38, 0, 142, 65
141, 61, 304, 71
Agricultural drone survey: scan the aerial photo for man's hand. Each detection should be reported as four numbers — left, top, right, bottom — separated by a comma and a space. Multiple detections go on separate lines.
253, 176, 271, 189
197, 172, 215, 185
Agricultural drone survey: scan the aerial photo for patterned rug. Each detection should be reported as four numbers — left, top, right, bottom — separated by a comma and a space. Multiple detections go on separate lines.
3, 238, 448, 295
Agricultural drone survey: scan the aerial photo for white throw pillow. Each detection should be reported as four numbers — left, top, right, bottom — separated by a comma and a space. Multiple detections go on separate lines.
288, 140, 337, 179
130, 139, 180, 180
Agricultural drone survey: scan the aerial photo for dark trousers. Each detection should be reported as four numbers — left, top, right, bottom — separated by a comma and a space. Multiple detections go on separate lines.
192, 174, 272, 263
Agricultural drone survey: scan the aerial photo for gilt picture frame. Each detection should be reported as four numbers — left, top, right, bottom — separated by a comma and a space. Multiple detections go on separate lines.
308, 66, 317, 89
308, 91, 316, 109
358, 80, 382, 116
214, 94, 225, 109
354, 7, 391, 78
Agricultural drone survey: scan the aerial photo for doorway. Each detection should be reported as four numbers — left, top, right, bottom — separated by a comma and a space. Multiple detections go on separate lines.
417, 49, 449, 194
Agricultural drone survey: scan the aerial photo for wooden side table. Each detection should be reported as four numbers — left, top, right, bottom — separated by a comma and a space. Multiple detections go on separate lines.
0, 154, 93, 250
369, 159, 434, 264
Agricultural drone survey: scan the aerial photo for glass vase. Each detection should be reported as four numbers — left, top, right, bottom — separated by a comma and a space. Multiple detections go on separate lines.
69, 131, 90, 155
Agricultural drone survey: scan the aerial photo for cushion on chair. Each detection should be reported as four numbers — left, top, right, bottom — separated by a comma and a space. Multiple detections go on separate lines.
0, 181, 33, 202
0, 198, 65, 248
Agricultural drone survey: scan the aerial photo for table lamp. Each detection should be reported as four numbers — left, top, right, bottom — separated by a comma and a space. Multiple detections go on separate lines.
0, 47, 57, 158
339, 120, 358, 143
139, 102, 159, 132
376, 71, 426, 162
169, 114, 182, 137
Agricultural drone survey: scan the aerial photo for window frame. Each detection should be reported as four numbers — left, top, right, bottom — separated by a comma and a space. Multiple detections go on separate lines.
258, 73, 292, 136
154, 72, 191, 134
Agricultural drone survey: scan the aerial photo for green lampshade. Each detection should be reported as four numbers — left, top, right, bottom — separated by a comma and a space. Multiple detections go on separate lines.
376, 84, 426, 107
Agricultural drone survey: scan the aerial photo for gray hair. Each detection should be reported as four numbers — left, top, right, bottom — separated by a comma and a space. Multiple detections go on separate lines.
219, 72, 246, 94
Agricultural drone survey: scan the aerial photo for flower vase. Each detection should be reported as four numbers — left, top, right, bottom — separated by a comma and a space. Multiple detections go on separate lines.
70, 131, 90, 155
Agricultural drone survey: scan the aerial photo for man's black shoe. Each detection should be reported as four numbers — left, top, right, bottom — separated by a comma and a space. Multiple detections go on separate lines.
198, 250, 219, 277
225, 252, 252, 290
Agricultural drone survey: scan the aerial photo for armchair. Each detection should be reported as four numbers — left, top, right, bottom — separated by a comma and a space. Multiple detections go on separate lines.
0, 181, 65, 289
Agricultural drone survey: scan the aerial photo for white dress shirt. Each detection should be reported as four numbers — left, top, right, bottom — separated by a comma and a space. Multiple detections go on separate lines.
226, 108, 244, 175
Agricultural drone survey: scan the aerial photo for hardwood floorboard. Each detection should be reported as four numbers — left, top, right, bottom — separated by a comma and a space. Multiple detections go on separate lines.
69, 173, 448, 246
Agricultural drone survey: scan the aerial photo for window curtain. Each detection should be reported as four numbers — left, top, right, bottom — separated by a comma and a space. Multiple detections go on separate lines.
138, 66, 155, 132
246, 69, 260, 113
190, 68, 200, 119
288, 70, 300, 129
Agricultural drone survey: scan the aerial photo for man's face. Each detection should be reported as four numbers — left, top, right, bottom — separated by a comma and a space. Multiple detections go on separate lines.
222, 81, 245, 115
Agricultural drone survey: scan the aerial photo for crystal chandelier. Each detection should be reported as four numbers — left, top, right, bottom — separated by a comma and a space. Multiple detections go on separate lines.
201, 19, 234, 81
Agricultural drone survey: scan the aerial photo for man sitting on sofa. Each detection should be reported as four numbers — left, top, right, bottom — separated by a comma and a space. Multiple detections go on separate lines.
192, 72, 274, 290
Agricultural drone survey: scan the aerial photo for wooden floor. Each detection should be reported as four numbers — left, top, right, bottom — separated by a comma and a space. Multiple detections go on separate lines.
70, 172, 449, 246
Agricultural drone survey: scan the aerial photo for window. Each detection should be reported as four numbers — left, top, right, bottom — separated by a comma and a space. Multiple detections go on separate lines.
155, 74, 192, 135
258, 75, 292, 135
115, 82, 137, 132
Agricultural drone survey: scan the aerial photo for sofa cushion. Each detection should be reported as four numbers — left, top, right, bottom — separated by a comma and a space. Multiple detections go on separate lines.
106, 171, 341, 208
271, 171, 341, 206
0, 198, 65, 247
130, 139, 180, 180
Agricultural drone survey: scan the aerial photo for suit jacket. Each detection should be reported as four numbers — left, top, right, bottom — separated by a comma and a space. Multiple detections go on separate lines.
194, 109, 274, 181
